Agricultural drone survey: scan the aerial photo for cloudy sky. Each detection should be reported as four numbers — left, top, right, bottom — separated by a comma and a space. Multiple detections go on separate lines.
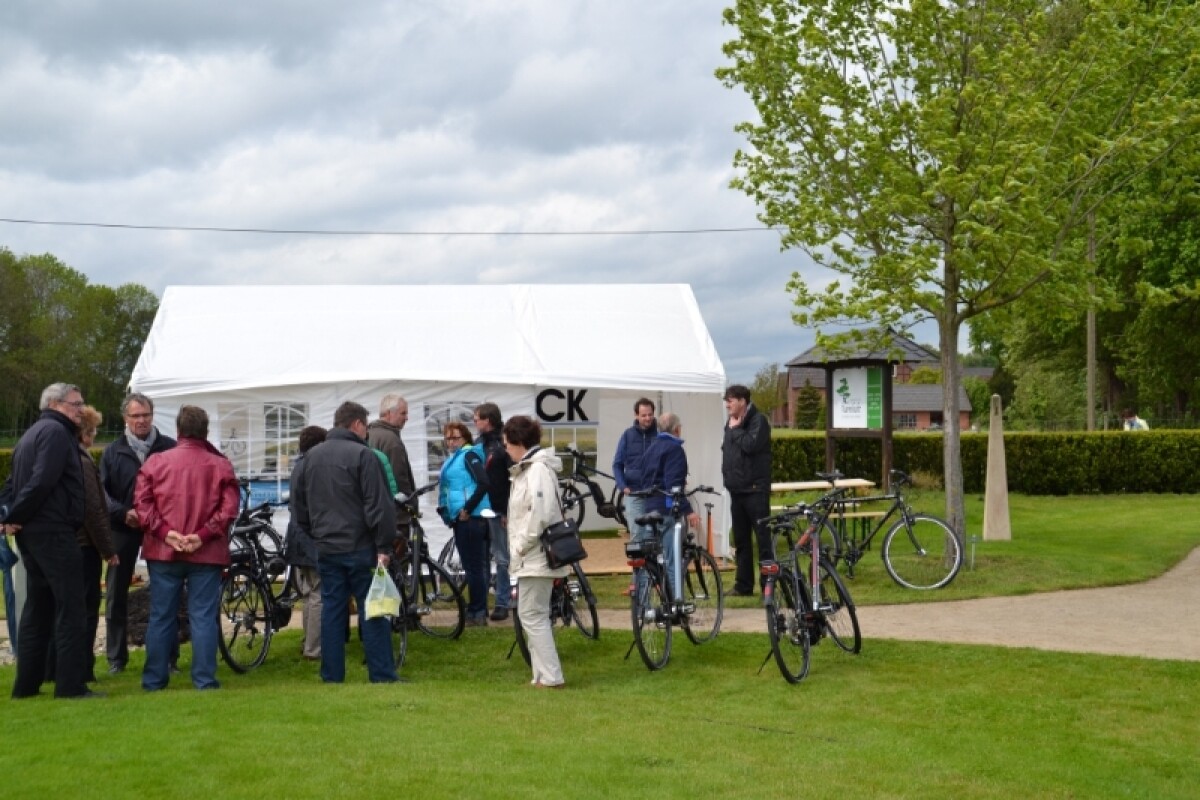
0, 0, 827, 382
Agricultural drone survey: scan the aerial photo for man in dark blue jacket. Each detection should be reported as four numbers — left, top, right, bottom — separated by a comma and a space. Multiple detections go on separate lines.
100, 392, 176, 674
3, 383, 95, 699
613, 398, 658, 545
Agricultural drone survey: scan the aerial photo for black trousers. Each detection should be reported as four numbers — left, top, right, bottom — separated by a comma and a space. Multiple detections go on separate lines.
12, 527, 89, 698
104, 527, 142, 668
729, 490, 772, 595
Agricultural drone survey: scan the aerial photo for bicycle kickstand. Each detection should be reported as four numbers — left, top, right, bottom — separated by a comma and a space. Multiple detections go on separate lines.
505, 638, 518, 661
623, 637, 638, 661
756, 648, 775, 675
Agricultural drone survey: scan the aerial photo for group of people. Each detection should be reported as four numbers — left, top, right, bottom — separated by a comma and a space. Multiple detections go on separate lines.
1, 386, 236, 698
614, 385, 773, 599
1, 380, 778, 696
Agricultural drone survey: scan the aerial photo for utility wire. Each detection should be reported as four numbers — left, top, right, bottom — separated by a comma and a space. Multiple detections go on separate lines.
0, 216, 781, 237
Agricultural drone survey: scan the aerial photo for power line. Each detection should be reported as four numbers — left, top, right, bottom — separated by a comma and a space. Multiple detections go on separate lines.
0, 216, 782, 237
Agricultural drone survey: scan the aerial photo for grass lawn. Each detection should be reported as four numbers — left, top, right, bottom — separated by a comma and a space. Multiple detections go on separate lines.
3, 493, 1198, 797
1, 626, 1197, 798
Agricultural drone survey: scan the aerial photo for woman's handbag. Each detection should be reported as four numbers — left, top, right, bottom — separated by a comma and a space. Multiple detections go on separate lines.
365, 564, 403, 619
540, 517, 588, 569
540, 485, 588, 568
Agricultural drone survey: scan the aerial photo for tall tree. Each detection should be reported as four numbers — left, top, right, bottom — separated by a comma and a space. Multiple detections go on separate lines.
719, 0, 1200, 532
750, 362, 785, 418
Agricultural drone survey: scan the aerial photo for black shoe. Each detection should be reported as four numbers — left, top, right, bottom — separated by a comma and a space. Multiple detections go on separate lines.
108, 664, 125, 675
65, 690, 107, 700
489, 607, 509, 622
169, 664, 182, 675
465, 616, 488, 627
727, 588, 754, 597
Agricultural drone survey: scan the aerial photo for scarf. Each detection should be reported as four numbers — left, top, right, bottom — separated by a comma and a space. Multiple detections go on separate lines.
125, 426, 158, 464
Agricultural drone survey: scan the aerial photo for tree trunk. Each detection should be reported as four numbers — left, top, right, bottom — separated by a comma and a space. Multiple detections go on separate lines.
939, 314, 966, 537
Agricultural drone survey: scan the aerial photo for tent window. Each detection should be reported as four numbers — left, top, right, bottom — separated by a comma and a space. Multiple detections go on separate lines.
218, 401, 309, 481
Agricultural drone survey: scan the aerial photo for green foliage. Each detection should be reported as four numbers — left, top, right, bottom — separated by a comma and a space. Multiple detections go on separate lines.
766, 431, 1200, 494
962, 377, 993, 426
0, 248, 157, 430
748, 362, 782, 417
719, 0, 1200, 528
792, 378, 822, 429
907, 366, 940, 385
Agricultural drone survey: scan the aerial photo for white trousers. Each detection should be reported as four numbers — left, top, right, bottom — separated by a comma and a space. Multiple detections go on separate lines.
517, 576, 564, 687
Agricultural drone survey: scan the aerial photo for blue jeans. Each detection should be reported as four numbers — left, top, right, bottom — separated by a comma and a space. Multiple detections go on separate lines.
1, 535, 17, 648
487, 517, 511, 610
143, 561, 222, 691
625, 494, 650, 544
454, 517, 490, 620
317, 549, 397, 683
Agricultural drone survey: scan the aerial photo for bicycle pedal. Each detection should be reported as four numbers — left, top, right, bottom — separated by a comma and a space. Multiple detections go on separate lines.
414, 605, 432, 616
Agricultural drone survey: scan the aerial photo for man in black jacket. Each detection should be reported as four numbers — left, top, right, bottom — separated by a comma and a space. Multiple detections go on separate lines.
474, 402, 512, 621
291, 401, 399, 684
100, 392, 176, 674
3, 383, 94, 699
720, 384, 773, 596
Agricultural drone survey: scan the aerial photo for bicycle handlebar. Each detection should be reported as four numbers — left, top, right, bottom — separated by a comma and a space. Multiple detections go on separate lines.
395, 479, 439, 506
630, 484, 717, 500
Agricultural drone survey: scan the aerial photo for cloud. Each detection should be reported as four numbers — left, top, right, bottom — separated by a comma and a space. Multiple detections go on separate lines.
0, 0, 826, 383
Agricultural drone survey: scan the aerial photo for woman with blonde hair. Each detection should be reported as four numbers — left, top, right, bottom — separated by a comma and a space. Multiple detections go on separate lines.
77, 406, 119, 682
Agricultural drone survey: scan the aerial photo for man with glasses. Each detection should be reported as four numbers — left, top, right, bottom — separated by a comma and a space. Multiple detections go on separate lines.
100, 392, 176, 674
1, 383, 96, 698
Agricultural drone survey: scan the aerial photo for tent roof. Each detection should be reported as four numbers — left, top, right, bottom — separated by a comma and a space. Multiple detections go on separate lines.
131, 284, 726, 397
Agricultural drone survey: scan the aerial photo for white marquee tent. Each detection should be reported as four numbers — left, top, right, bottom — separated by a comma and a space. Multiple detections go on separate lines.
131, 284, 732, 553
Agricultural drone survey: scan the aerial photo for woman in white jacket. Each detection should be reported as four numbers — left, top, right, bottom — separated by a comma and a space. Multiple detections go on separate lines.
502, 415, 569, 688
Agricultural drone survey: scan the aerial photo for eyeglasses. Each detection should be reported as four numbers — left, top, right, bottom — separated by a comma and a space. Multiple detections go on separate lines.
60, 400, 85, 409
125, 413, 153, 420
445, 435, 464, 442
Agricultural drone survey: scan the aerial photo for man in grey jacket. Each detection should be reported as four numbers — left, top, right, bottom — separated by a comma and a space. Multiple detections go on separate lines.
291, 401, 399, 684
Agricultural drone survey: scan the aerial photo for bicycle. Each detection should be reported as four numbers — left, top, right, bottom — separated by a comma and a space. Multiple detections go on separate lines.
389, 480, 467, 639
821, 469, 964, 590
623, 485, 723, 671
219, 497, 310, 672
229, 477, 293, 603
757, 498, 861, 683
507, 561, 600, 666
558, 446, 627, 530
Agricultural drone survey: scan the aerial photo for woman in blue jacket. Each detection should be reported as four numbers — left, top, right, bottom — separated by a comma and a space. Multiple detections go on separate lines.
438, 421, 491, 625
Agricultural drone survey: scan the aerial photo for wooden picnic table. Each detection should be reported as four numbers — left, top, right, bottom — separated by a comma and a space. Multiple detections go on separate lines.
770, 478, 875, 493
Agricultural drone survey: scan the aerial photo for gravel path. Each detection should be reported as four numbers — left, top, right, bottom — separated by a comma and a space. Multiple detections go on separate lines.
600, 545, 1200, 662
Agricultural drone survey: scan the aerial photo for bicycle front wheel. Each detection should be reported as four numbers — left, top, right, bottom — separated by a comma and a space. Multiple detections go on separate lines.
407, 556, 466, 639
765, 573, 810, 684
436, 537, 466, 591
566, 564, 600, 640
218, 567, 272, 673
882, 513, 963, 590
631, 568, 672, 671
817, 558, 861, 654
681, 546, 723, 645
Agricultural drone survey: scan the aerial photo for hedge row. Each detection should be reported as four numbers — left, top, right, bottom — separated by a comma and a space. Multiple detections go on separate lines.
773, 431, 1200, 495
2, 435, 1196, 496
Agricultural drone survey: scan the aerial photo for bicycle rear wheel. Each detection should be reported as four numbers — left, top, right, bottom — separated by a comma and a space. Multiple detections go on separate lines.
765, 573, 811, 684
882, 513, 963, 590
817, 558, 861, 654
566, 564, 600, 640
218, 567, 272, 673
559, 483, 585, 528
399, 556, 466, 639
631, 568, 672, 671
681, 546, 723, 645
391, 612, 409, 668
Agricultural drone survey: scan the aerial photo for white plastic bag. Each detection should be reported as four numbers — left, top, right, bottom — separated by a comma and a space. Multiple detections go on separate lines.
365, 565, 402, 619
